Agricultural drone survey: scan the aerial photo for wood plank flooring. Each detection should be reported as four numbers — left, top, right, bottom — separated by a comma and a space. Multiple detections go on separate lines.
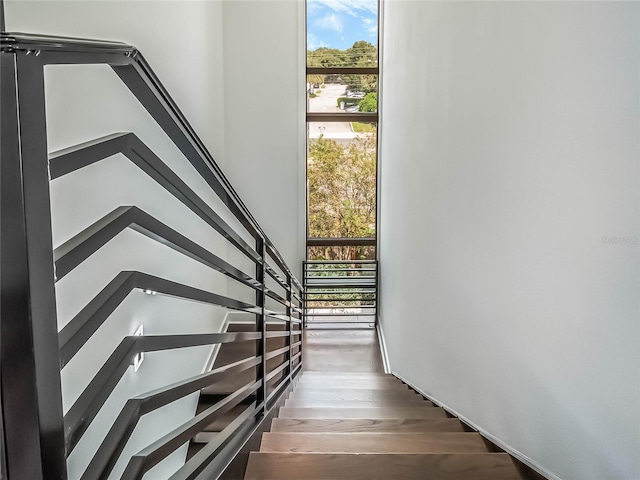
302, 329, 385, 373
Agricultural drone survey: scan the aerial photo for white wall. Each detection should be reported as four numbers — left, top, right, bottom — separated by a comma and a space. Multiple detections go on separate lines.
6, 0, 227, 161
5, 1, 303, 478
379, 2, 639, 480
221, 0, 305, 279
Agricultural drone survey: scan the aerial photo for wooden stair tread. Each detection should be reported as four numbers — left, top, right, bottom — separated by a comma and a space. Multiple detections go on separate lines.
201, 369, 256, 395
202, 404, 250, 432
299, 374, 398, 380
260, 432, 488, 454
202, 381, 255, 395
226, 324, 255, 332
289, 389, 423, 401
278, 406, 448, 419
270, 418, 465, 433
202, 358, 287, 395
244, 453, 523, 480
193, 431, 218, 443
295, 381, 409, 390
298, 375, 403, 381
286, 393, 426, 401
300, 372, 390, 376
214, 342, 255, 360
227, 323, 287, 332
301, 372, 391, 377
298, 374, 402, 380
299, 373, 395, 378
284, 399, 432, 408
212, 342, 287, 360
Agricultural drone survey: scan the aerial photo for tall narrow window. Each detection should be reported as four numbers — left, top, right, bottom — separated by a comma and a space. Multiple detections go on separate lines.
305, 0, 379, 327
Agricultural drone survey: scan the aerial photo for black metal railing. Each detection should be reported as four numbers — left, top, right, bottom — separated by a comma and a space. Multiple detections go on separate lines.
1, 32, 303, 480
303, 259, 378, 327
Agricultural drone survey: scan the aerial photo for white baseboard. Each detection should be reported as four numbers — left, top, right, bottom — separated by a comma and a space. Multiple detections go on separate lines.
391, 370, 564, 480
376, 322, 391, 374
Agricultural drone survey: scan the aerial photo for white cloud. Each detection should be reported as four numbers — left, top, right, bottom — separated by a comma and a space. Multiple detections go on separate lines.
309, 0, 378, 17
315, 13, 344, 34
307, 32, 328, 50
362, 17, 377, 37
307, 1, 324, 15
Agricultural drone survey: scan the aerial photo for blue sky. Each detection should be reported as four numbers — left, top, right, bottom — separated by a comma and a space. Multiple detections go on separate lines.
307, 0, 378, 51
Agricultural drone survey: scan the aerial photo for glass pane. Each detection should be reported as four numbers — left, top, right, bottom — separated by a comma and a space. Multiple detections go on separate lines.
307, 0, 378, 67
307, 124, 377, 241
307, 75, 377, 114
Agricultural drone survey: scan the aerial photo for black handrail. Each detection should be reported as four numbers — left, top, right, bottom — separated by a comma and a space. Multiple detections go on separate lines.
1, 30, 304, 480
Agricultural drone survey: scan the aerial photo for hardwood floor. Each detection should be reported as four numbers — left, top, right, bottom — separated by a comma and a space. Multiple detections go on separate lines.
302, 328, 385, 373
241, 329, 526, 480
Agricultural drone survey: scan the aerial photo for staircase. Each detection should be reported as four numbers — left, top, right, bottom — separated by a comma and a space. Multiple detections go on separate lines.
0, 32, 540, 479
188, 323, 292, 458
244, 371, 526, 479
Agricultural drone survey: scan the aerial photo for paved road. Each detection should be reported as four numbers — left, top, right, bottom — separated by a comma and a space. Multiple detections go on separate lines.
308, 84, 356, 143
308, 83, 346, 114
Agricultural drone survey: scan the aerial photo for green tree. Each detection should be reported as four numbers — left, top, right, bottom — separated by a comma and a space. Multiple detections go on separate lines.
347, 41, 377, 65
341, 41, 377, 93
306, 41, 378, 262
358, 92, 377, 112
307, 47, 348, 67
307, 74, 325, 88
307, 135, 376, 261
307, 41, 378, 91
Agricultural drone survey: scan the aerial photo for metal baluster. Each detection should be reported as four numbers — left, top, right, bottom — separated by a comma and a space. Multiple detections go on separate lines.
255, 237, 267, 414
286, 275, 293, 381
1, 50, 67, 479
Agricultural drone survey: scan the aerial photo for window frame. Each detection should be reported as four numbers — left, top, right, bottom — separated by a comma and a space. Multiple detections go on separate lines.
305, 1, 381, 257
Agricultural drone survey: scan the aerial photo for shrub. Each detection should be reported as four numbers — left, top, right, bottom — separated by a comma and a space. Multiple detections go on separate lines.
336, 97, 361, 108
359, 92, 377, 112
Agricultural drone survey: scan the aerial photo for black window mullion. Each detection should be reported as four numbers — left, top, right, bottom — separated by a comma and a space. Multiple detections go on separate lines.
306, 113, 378, 123
307, 67, 379, 76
